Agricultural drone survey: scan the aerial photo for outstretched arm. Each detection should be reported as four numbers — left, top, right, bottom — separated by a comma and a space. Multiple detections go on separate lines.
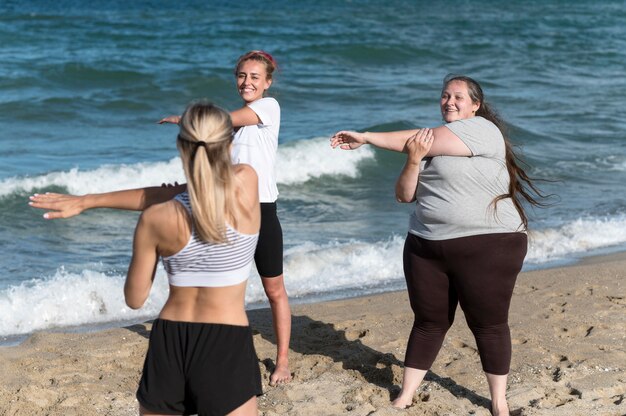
158, 106, 260, 129
330, 130, 419, 152
395, 129, 434, 203
331, 125, 471, 157
29, 184, 186, 219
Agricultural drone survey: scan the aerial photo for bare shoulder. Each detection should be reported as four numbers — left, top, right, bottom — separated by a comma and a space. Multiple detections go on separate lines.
141, 199, 187, 236
233, 163, 259, 196
232, 164, 260, 228
233, 163, 258, 182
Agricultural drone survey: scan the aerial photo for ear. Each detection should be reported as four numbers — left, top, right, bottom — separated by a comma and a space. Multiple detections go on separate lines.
472, 101, 480, 114
265, 77, 273, 90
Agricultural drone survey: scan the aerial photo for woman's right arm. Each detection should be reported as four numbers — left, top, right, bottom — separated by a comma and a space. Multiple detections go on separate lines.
29, 184, 186, 219
330, 130, 418, 152
159, 106, 261, 129
331, 125, 471, 157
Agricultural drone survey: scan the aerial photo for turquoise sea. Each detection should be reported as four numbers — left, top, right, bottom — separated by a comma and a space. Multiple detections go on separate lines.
1, 0, 625, 342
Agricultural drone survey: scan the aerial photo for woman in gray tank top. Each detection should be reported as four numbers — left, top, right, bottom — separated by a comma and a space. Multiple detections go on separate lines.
331, 75, 548, 416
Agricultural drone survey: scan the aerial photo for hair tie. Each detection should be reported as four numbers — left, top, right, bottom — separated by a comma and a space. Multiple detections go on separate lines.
177, 135, 209, 153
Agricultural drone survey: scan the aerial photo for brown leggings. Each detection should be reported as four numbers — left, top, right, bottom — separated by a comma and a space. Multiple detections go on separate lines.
402, 232, 527, 375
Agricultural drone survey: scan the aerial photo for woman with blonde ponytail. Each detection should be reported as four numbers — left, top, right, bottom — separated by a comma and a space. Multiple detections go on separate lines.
177, 102, 239, 243
31, 51, 293, 386
125, 101, 261, 415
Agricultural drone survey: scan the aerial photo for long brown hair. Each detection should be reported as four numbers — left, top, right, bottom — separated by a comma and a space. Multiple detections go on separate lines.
443, 74, 550, 230
177, 101, 238, 243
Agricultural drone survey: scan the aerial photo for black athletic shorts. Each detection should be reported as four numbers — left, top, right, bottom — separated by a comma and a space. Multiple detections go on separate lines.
255, 202, 283, 278
137, 319, 262, 416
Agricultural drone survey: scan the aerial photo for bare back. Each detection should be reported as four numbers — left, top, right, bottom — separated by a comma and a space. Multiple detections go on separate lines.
125, 164, 260, 325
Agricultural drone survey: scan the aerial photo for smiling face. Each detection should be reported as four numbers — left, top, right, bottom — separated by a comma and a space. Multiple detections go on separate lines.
236, 60, 272, 104
440, 79, 481, 123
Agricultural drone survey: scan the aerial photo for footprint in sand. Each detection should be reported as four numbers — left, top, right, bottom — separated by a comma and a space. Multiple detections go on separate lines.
555, 324, 594, 339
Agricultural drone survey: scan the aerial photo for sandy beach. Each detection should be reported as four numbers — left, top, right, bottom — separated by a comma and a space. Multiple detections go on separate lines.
1, 253, 625, 416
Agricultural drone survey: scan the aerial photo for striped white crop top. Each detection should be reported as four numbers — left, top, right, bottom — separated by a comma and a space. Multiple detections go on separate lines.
161, 192, 259, 287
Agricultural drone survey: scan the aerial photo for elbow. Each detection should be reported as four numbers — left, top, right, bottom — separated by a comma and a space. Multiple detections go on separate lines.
395, 192, 416, 203
124, 287, 147, 310
125, 297, 145, 310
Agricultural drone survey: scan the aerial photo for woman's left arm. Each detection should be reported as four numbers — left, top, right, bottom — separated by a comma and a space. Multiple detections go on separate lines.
395, 129, 434, 202
124, 209, 160, 309
427, 125, 472, 157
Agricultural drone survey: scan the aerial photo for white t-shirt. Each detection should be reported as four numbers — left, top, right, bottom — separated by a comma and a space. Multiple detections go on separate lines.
231, 97, 280, 203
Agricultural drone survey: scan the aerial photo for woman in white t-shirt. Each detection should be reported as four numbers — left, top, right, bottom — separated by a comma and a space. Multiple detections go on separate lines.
30, 51, 293, 386
228, 51, 292, 386
331, 75, 548, 415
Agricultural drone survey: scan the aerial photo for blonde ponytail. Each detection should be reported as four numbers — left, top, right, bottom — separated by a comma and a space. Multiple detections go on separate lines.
177, 101, 238, 243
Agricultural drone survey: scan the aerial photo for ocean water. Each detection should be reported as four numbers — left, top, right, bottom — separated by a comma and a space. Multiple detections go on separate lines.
1, 0, 625, 342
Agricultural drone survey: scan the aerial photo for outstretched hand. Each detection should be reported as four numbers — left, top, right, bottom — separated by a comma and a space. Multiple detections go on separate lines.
330, 131, 366, 150
29, 193, 85, 219
158, 115, 181, 125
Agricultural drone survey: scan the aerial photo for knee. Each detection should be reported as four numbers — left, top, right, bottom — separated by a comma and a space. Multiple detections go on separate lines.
468, 321, 510, 339
412, 320, 452, 337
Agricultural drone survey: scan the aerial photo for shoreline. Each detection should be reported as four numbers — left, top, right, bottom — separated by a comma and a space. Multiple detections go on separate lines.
1, 251, 625, 415
3, 248, 626, 349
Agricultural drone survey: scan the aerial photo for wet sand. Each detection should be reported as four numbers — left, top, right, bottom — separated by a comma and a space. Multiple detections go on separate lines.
1, 253, 625, 415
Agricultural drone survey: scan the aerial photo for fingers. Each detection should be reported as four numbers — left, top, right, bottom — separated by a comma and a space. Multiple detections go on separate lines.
29, 193, 54, 206
330, 133, 344, 149
158, 115, 181, 125
30, 192, 61, 200
28, 199, 63, 219
28, 193, 73, 219
29, 193, 66, 206
405, 129, 434, 161
330, 131, 358, 149
414, 128, 434, 145
42, 211, 65, 220
424, 128, 434, 146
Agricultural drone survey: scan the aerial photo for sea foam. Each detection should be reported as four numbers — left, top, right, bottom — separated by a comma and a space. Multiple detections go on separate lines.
527, 215, 626, 263
1, 137, 375, 197
3, 217, 626, 338
276, 137, 375, 184
1, 236, 403, 337
0, 267, 169, 337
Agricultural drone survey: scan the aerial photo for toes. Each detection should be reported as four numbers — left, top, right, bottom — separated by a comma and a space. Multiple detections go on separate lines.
269, 371, 292, 386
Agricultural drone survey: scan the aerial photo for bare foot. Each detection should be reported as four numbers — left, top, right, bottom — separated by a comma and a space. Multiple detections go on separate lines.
391, 394, 413, 409
269, 361, 292, 386
491, 401, 510, 416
